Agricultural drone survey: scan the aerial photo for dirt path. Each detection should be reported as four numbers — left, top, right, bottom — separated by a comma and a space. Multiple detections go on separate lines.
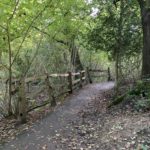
0, 82, 114, 150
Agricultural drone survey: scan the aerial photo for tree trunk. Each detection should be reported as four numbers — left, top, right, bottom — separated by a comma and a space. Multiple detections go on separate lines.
70, 40, 83, 72
115, 0, 124, 95
141, 8, 150, 78
74, 50, 83, 71
7, 24, 12, 115
115, 51, 119, 95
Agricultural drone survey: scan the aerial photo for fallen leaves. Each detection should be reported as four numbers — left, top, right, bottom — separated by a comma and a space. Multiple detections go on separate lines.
51, 89, 150, 150
0, 104, 51, 145
1, 84, 150, 150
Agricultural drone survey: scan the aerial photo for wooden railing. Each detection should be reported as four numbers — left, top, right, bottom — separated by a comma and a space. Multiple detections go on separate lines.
1, 67, 111, 123
6, 69, 89, 123
89, 67, 111, 82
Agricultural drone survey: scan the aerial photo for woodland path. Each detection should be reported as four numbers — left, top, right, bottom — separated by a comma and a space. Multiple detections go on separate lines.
0, 82, 114, 150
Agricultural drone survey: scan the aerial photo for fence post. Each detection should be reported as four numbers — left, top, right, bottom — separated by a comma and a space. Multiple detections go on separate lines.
68, 72, 73, 94
45, 75, 56, 107
107, 67, 111, 81
80, 71, 83, 88
18, 77, 27, 123
86, 67, 92, 84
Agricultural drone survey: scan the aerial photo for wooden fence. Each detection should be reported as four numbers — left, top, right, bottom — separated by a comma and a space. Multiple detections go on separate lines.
89, 67, 111, 82
2, 67, 111, 123
9, 69, 88, 123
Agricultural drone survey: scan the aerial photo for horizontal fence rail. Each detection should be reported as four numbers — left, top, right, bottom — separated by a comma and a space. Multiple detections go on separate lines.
0, 67, 111, 123
89, 67, 111, 82
5, 70, 88, 121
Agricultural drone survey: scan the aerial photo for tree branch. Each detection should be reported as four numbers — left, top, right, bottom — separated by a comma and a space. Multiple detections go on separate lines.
32, 25, 69, 45
32, 25, 51, 37
0, 25, 6, 30
11, 0, 52, 67
9, 0, 20, 21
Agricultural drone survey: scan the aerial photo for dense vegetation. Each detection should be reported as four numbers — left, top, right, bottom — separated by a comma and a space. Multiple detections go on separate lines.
1, 0, 150, 149
0, 0, 150, 124
0, 0, 110, 121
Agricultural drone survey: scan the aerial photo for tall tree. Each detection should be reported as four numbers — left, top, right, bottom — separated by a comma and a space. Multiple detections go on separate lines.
113, 0, 150, 78
138, 0, 150, 78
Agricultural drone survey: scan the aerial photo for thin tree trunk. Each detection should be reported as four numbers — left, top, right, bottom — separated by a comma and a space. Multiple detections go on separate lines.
115, 0, 124, 95
7, 24, 12, 115
70, 40, 83, 72
74, 50, 83, 71
115, 51, 119, 94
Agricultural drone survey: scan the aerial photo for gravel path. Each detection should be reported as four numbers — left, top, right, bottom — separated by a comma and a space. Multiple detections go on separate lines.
0, 82, 114, 150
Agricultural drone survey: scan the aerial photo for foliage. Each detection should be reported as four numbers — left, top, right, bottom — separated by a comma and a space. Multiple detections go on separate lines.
87, 1, 142, 58
0, 0, 148, 121
134, 99, 150, 111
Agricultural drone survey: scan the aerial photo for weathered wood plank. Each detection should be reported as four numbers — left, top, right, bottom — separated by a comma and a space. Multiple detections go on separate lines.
72, 72, 80, 76
89, 69, 107, 72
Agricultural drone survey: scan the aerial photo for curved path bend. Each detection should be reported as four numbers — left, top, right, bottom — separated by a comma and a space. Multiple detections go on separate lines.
0, 82, 114, 150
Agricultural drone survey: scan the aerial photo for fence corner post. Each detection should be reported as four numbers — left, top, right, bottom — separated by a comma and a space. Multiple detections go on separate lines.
79, 71, 83, 88
68, 71, 73, 94
86, 67, 92, 84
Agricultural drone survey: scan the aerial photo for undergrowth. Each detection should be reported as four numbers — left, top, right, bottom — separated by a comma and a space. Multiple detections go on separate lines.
127, 80, 150, 112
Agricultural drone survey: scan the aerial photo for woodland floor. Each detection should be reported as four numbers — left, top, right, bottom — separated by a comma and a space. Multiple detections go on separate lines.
0, 82, 150, 150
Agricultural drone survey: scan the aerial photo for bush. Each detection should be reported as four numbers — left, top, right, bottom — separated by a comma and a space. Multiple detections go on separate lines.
129, 80, 150, 111
134, 99, 150, 111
